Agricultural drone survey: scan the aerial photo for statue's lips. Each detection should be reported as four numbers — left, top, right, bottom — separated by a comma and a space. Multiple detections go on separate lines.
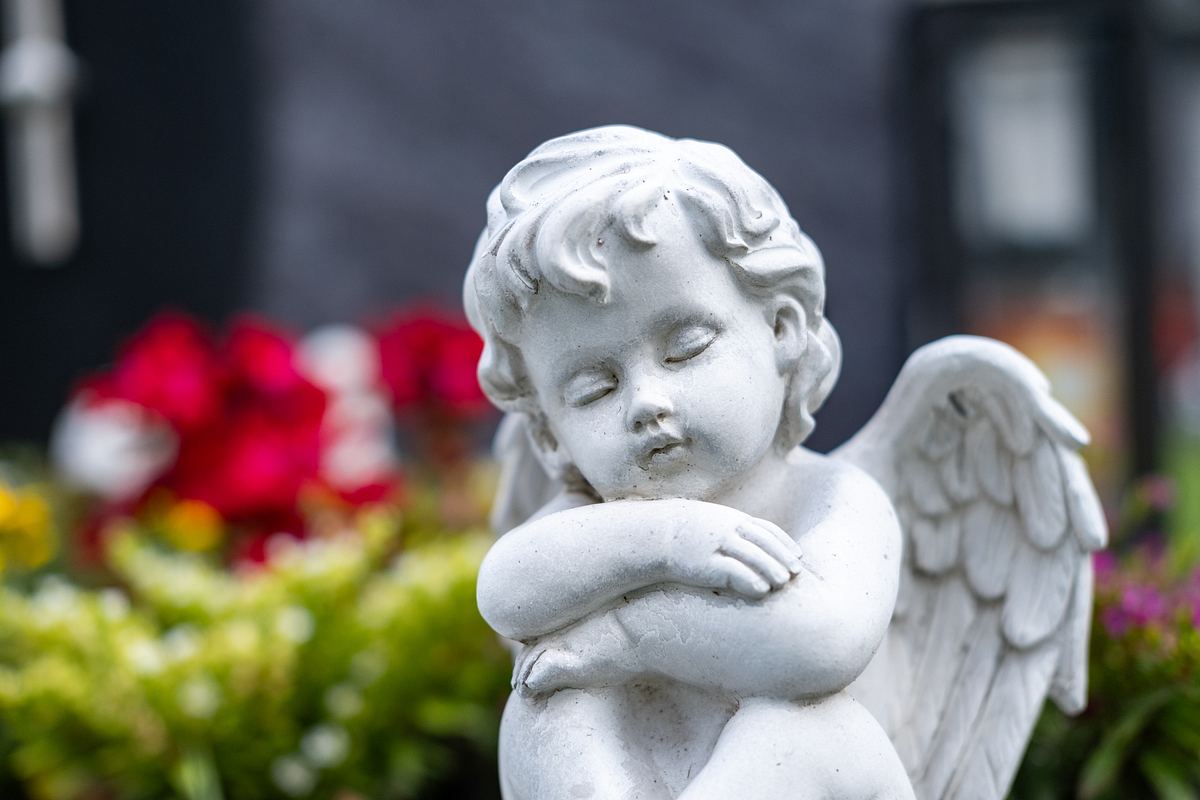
636, 433, 688, 469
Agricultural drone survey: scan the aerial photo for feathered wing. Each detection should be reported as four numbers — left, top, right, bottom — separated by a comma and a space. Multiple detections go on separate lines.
489, 413, 563, 536
835, 335, 1107, 800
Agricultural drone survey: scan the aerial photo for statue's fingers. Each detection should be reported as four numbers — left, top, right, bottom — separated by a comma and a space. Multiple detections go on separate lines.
513, 646, 545, 693
510, 653, 525, 689
712, 556, 771, 598
524, 656, 556, 695
738, 523, 802, 575
525, 649, 581, 697
715, 542, 787, 591
723, 533, 791, 587
750, 517, 802, 557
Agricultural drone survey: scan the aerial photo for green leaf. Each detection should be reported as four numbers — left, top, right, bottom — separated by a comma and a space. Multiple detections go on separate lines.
170, 746, 225, 800
1080, 687, 1178, 798
1139, 752, 1200, 800
1159, 706, 1200, 757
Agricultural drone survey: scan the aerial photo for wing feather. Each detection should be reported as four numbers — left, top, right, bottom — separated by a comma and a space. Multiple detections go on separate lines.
1013, 438, 1068, 549
900, 576, 978, 765
939, 438, 977, 504
980, 391, 1037, 456
1060, 449, 1107, 551
969, 420, 1014, 505
962, 501, 1019, 600
1049, 558, 1093, 713
488, 413, 564, 536
908, 456, 952, 516
910, 513, 961, 575
837, 335, 1107, 800
947, 645, 1059, 799
1002, 537, 1077, 648
921, 406, 964, 460
918, 604, 1004, 798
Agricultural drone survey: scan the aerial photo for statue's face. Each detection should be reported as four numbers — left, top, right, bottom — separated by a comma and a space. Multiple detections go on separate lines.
519, 224, 791, 501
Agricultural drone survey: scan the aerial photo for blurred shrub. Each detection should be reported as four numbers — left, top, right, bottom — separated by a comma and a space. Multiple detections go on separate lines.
0, 308, 509, 799
1016, 475, 1200, 799
0, 515, 509, 800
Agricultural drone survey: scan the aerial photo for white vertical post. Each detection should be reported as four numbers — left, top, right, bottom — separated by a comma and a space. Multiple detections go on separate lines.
1, 0, 78, 265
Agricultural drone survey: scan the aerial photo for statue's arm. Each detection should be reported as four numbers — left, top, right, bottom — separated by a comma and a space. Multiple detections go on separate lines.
477, 495, 801, 642
477, 495, 665, 641
516, 468, 901, 699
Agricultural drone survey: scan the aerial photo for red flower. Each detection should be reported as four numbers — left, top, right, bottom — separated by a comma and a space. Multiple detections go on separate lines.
159, 318, 327, 521
375, 308, 489, 419
86, 312, 225, 433
164, 406, 321, 519
66, 311, 414, 564
227, 317, 309, 396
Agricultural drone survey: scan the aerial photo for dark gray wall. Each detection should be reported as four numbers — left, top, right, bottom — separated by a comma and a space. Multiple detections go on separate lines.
0, 2, 256, 442
252, 0, 912, 450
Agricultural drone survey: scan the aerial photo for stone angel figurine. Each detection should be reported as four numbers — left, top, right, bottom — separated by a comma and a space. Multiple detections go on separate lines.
463, 126, 1107, 800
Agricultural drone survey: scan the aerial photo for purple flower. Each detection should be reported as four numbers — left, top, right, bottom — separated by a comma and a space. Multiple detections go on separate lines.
1125, 585, 1170, 624
1101, 605, 1133, 637
1101, 584, 1171, 637
1093, 551, 1118, 584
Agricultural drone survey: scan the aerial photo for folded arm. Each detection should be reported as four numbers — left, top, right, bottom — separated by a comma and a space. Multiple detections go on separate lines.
477, 493, 685, 641
477, 493, 801, 642
516, 466, 902, 699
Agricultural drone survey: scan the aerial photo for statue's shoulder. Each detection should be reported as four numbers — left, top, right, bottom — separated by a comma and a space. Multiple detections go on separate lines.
783, 448, 898, 537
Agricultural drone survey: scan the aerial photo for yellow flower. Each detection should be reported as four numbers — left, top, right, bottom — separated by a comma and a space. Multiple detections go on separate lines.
0, 483, 55, 570
162, 499, 224, 552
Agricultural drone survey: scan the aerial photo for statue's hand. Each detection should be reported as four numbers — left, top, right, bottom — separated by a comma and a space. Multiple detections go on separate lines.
663, 506, 802, 600
512, 611, 633, 698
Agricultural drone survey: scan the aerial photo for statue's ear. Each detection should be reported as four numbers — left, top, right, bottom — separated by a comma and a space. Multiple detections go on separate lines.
775, 299, 840, 448
770, 297, 808, 375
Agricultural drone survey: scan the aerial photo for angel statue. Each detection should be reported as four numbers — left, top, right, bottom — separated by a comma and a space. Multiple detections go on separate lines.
463, 125, 1107, 800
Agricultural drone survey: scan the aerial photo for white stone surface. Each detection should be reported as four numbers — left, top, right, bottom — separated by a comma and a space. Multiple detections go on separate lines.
464, 126, 1106, 800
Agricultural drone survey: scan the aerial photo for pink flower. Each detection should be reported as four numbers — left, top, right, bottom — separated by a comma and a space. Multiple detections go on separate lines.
1102, 584, 1171, 636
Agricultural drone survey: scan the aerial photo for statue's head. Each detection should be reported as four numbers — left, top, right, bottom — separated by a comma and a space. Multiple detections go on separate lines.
464, 125, 841, 499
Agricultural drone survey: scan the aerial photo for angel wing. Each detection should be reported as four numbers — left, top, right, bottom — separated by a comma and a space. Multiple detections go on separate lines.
837, 335, 1107, 800
489, 412, 562, 536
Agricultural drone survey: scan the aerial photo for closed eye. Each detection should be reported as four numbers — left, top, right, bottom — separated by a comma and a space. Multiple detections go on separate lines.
664, 325, 718, 364
564, 372, 617, 407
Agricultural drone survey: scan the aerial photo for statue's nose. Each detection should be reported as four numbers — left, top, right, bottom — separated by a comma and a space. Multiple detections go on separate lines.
627, 381, 673, 432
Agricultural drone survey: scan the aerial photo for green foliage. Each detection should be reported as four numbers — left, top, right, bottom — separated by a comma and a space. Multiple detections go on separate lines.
1166, 433, 1200, 574
1014, 468, 1200, 800
1015, 620, 1200, 798
0, 523, 510, 799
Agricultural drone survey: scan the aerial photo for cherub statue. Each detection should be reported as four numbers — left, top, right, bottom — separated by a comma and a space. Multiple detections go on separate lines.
463, 126, 1106, 800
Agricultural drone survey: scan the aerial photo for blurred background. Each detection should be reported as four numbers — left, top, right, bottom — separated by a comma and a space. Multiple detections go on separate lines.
1, 1, 1199, 798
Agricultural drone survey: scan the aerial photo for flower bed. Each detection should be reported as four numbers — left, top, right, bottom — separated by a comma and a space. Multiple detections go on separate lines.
0, 309, 510, 799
